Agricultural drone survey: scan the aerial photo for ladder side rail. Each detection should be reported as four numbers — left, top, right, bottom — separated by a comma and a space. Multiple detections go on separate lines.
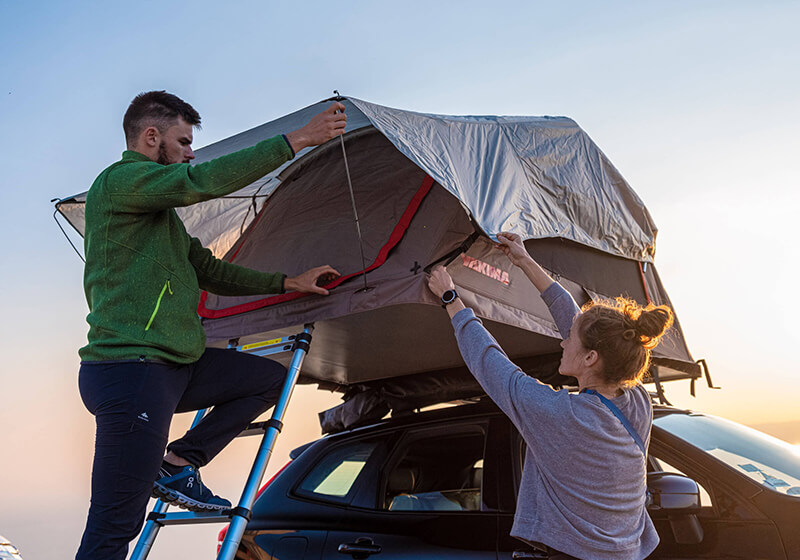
131, 406, 211, 560
216, 324, 314, 560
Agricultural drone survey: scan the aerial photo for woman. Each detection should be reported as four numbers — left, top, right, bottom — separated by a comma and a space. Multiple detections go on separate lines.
427, 232, 673, 560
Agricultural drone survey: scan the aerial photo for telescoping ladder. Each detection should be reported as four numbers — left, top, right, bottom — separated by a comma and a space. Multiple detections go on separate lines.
130, 324, 315, 560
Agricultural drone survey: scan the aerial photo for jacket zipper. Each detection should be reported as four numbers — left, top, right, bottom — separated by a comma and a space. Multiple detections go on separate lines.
145, 279, 172, 331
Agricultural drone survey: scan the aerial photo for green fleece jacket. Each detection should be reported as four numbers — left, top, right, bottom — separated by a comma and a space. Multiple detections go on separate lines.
80, 136, 293, 364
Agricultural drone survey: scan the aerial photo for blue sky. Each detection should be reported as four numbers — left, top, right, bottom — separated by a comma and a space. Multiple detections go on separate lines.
1, 1, 799, 558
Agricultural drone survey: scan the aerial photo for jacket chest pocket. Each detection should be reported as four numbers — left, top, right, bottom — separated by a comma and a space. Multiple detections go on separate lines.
145, 279, 173, 331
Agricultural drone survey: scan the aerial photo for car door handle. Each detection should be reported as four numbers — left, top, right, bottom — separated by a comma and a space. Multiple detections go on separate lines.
338, 537, 382, 558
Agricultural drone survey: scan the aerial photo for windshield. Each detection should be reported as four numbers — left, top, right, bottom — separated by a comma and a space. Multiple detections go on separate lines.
655, 413, 800, 497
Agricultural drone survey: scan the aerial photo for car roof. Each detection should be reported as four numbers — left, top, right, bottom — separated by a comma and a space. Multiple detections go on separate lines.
290, 398, 700, 458
290, 400, 501, 457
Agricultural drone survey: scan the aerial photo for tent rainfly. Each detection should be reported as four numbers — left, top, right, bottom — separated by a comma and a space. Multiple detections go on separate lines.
55, 96, 701, 428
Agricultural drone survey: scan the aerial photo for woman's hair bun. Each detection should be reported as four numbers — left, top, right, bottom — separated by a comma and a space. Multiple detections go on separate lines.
634, 307, 673, 349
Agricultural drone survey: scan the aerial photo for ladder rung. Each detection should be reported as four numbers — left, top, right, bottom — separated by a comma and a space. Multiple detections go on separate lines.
150, 510, 232, 526
231, 335, 297, 357
247, 344, 296, 357
237, 421, 268, 438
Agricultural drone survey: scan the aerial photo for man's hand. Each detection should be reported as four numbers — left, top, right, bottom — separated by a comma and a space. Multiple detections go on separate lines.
427, 265, 455, 298
285, 102, 347, 154
496, 232, 532, 268
285, 265, 341, 296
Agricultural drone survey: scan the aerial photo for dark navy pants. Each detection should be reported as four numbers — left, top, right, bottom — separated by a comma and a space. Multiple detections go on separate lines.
75, 348, 286, 560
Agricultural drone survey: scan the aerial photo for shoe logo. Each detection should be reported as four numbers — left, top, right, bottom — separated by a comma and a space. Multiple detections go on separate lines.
187, 476, 194, 488
138, 412, 150, 422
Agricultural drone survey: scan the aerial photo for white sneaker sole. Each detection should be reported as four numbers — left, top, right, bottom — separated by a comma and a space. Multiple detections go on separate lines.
151, 481, 231, 513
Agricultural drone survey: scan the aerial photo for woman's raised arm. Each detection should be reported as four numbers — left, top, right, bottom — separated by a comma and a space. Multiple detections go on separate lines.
496, 232, 554, 294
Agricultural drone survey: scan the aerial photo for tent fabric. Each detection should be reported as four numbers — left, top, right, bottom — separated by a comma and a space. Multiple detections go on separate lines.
53, 96, 698, 391
57, 97, 657, 263
349, 98, 657, 262
198, 132, 437, 318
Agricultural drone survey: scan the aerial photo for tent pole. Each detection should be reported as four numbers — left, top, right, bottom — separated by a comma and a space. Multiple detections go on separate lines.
334, 90, 370, 293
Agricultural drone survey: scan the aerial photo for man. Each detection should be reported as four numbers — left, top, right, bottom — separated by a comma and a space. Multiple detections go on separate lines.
76, 91, 346, 559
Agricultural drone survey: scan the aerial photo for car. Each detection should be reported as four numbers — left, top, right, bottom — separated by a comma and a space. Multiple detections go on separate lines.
219, 399, 800, 559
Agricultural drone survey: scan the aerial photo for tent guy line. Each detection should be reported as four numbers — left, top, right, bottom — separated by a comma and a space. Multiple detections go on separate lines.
51, 197, 86, 263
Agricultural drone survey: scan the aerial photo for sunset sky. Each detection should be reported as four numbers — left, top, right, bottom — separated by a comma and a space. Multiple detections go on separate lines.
1, 1, 799, 558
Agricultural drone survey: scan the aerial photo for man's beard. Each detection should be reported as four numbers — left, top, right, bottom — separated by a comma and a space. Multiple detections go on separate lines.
156, 141, 171, 165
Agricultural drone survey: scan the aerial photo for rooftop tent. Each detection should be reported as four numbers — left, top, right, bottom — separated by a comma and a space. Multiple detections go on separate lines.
55, 96, 700, 397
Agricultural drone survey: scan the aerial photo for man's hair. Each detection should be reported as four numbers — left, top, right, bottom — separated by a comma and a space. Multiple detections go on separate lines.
123, 91, 201, 146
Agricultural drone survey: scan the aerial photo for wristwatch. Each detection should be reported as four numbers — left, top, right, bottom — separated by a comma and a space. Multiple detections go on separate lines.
441, 289, 459, 308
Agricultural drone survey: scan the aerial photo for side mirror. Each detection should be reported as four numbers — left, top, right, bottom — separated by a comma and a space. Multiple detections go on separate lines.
647, 471, 701, 512
647, 471, 704, 545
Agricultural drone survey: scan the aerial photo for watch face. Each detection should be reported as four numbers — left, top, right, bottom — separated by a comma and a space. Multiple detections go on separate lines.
442, 289, 457, 304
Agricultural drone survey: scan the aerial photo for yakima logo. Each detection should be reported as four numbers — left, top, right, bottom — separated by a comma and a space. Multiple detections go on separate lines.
461, 254, 510, 285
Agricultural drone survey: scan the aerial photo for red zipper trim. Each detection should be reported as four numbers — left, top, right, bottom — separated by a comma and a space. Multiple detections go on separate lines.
198, 174, 435, 319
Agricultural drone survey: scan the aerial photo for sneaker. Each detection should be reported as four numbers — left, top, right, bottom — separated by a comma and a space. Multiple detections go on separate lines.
152, 465, 232, 512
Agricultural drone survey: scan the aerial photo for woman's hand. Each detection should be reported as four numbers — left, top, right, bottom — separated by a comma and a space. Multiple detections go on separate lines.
427, 265, 466, 317
496, 232, 531, 268
497, 232, 555, 293
427, 265, 455, 298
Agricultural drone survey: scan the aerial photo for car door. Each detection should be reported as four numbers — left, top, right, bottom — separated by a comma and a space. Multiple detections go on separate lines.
495, 422, 544, 560
320, 416, 502, 560
246, 437, 384, 560
647, 427, 786, 559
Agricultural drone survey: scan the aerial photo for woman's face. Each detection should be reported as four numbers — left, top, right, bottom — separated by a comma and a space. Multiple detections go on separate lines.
559, 318, 591, 377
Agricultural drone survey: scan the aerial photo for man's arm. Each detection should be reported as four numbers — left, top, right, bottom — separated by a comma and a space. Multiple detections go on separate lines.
109, 102, 347, 212
189, 237, 284, 296
110, 137, 291, 211
189, 238, 339, 296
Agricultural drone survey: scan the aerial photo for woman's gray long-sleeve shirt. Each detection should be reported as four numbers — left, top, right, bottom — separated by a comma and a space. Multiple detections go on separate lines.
450, 282, 659, 560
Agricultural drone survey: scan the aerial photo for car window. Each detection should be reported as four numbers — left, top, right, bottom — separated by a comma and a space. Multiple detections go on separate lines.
295, 440, 379, 504
383, 424, 486, 512
655, 413, 800, 497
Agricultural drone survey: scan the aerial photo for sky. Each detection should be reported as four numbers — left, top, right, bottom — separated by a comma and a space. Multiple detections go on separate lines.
1, 1, 799, 558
